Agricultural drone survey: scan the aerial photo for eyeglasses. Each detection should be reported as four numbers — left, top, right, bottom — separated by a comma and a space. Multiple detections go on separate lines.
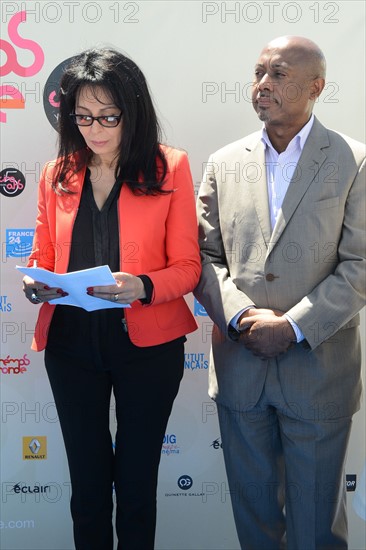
69, 114, 122, 127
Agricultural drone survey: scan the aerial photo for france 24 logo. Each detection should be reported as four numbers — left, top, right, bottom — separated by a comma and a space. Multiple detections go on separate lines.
6, 228, 34, 257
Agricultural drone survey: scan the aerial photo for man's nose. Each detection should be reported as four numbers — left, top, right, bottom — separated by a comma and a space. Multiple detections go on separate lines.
257, 73, 273, 91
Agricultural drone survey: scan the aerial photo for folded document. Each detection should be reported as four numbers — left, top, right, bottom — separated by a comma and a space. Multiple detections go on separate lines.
16, 265, 130, 311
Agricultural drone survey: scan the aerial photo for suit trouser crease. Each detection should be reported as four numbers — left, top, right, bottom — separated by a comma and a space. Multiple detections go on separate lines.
217, 358, 352, 550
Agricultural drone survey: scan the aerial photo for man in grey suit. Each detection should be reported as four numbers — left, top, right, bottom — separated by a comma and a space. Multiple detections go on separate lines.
194, 36, 365, 549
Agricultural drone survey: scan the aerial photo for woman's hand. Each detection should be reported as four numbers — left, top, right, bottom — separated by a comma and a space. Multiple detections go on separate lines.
22, 275, 68, 305
87, 272, 146, 304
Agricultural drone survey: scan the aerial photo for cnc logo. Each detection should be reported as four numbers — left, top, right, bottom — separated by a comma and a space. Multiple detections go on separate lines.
5, 228, 34, 257
43, 56, 75, 130
0, 168, 25, 197
22, 436, 47, 460
0, 10, 44, 123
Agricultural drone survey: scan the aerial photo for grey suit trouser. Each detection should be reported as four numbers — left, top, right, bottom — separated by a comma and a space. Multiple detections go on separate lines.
217, 359, 352, 550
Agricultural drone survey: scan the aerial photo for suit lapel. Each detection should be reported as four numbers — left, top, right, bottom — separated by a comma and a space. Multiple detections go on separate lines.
244, 137, 272, 247
267, 118, 330, 256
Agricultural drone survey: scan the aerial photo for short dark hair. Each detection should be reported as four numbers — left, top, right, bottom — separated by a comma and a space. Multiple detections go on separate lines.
53, 47, 168, 195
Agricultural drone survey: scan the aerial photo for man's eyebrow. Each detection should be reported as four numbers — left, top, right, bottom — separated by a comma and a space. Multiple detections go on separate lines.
270, 61, 290, 69
254, 61, 289, 68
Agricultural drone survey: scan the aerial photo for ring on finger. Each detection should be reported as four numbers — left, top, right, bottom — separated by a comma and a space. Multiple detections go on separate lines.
31, 291, 42, 304
113, 293, 119, 302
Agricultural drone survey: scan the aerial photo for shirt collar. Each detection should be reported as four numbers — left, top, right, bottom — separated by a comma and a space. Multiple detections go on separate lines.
261, 114, 315, 153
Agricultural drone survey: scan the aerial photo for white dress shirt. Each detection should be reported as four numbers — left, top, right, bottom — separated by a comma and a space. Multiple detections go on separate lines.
231, 115, 315, 342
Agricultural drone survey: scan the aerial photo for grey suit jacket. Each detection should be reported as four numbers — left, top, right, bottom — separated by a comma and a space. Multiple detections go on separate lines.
194, 117, 365, 420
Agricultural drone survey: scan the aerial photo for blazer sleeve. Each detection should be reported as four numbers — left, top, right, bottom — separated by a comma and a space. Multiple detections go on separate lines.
27, 161, 56, 271
287, 154, 366, 349
194, 155, 255, 334
145, 150, 201, 304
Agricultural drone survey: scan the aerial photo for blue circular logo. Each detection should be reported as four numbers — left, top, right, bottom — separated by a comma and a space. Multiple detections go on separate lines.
177, 475, 193, 490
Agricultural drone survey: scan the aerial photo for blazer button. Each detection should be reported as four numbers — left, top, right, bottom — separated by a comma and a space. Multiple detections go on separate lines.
265, 273, 278, 282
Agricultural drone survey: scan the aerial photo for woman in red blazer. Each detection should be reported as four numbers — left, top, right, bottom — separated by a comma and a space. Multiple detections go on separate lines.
22, 47, 201, 550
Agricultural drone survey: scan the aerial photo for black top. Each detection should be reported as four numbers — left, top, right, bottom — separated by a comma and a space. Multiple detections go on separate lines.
46, 170, 148, 361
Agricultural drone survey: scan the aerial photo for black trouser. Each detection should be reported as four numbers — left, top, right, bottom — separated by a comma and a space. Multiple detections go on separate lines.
45, 334, 184, 550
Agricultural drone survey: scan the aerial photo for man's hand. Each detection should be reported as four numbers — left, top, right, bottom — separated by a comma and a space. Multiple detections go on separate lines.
238, 308, 296, 358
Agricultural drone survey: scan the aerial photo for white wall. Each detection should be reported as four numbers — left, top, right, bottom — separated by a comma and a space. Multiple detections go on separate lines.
1, 2, 365, 548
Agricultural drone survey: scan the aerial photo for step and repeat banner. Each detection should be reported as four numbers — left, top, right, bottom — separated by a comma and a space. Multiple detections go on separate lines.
1, 2, 365, 549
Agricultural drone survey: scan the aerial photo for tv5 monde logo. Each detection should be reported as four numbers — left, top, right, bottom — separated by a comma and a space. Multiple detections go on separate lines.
0, 9, 44, 123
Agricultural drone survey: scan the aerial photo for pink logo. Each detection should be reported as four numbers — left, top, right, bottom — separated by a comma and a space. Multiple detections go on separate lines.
0, 11, 44, 122
0, 353, 30, 374
48, 90, 60, 108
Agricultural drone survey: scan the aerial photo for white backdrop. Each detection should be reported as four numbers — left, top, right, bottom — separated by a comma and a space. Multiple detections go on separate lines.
1, 2, 365, 549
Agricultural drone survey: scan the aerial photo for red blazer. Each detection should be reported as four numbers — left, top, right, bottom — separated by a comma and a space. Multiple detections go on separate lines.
28, 146, 201, 350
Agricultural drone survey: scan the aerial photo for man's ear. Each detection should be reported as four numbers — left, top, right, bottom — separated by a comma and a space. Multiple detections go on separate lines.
310, 77, 325, 100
